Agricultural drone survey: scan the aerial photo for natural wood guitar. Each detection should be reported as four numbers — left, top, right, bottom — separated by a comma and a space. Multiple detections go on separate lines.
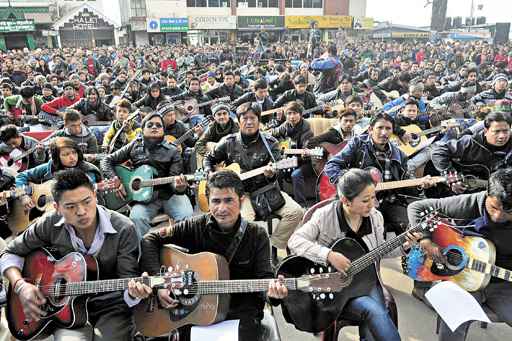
134, 245, 341, 337
197, 157, 298, 212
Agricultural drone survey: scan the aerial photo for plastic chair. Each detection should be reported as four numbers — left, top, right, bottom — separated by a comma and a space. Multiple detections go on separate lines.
301, 198, 399, 341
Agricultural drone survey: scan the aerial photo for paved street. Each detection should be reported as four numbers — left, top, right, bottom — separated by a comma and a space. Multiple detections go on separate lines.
275, 258, 511, 341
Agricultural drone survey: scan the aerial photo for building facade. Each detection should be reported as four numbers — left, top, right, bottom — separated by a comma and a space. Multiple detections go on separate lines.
118, 0, 368, 47
0, 0, 53, 50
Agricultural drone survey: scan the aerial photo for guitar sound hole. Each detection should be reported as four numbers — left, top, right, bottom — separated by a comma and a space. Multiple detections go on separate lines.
131, 179, 141, 191
37, 195, 47, 208
446, 249, 464, 268
409, 134, 421, 147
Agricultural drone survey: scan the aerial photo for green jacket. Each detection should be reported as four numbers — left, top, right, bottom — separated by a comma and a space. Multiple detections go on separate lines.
3, 95, 44, 115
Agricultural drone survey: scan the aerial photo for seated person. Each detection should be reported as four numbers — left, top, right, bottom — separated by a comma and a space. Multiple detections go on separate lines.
1, 168, 150, 341
101, 112, 193, 238
0, 124, 47, 170
141, 170, 288, 341
102, 99, 141, 153
407, 168, 512, 341
270, 101, 314, 207
16, 137, 101, 212
195, 103, 240, 157
40, 81, 81, 123
288, 169, 419, 341
3, 86, 43, 126
69, 87, 114, 124
204, 102, 304, 251
55, 109, 99, 156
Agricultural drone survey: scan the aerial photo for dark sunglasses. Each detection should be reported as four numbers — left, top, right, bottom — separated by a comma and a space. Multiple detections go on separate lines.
146, 122, 163, 129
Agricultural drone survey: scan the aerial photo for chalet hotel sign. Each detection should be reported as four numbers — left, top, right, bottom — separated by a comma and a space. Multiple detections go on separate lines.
64, 8, 113, 31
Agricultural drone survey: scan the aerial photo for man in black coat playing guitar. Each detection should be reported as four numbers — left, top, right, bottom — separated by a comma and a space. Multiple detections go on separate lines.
101, 112, 194, 238
0, 169, 151, 340
141, 170, 288, 341
408, 168, 512, 341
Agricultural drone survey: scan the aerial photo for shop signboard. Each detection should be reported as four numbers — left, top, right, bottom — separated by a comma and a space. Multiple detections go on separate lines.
0, 20, 35, 32
285, 16, 353, 29
64, 9, 114, 30
353, 17, 374, 30
189, 16, 236, 30
237, 16, 284, 29
147, 18, 189, 32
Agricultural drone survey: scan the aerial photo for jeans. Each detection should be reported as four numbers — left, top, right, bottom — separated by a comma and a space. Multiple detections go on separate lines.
291, 168, 307, 206
438, 281, 512, 341
130, 194, 193, 238
344, 284, 401, 341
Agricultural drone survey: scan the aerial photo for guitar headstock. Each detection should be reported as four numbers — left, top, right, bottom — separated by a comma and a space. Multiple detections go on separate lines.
274, 157, 298, 171
217, 96, 231, 103
307, 147, 324, 159
443, 171, 462, 185
296, 272, 343, 294
188, 170, 208, 182
417, 208, 441, 233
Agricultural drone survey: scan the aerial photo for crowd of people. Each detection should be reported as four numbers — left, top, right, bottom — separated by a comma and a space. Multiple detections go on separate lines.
0, 35, 511, 341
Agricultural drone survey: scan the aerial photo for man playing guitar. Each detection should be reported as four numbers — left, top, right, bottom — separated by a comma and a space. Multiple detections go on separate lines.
407, 168, 512, 341
141, 170, 288, 341
101, 112, 194, 238
0, 169, 151, 340
0, 124, 47, 171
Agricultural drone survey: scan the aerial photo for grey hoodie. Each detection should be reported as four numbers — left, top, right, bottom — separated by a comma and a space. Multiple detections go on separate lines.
55, 124, 99, 155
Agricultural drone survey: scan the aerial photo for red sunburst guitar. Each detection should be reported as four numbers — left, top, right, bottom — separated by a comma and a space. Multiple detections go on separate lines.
6, 248, 173, 341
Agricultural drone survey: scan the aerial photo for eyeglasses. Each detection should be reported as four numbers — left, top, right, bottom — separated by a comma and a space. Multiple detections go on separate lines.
146, 122, 163, 129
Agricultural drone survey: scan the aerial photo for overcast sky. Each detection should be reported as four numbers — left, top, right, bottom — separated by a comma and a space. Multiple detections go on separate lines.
367, 0, 512, 26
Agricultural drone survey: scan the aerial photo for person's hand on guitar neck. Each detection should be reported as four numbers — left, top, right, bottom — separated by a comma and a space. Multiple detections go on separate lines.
127, 272, 153, 300
193, 124, 204, 137
15, 279, 47, 322
267, 275, 288, 299
263, 163, 275, 178
174, 174, 188, 192
20, 194, 35, 211
450, 181, 467, 194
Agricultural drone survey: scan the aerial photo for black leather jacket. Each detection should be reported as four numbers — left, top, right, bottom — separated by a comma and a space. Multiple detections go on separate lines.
431, 130, 512, 178
101, 136, 184, 200
203, 132, 281, 193
69, 98, 113, 121
273, 89, 320, 116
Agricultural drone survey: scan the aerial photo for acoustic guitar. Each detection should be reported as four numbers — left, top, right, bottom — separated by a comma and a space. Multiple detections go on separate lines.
165, 115, 213, 150
8, 179, 119, 234
275, 209, 439, 333
197, 157, 298, 212
134, 245, 341, 337
103, 165, 207, 210
176, 96, 230, 119
261, 100, 344, 118
7, 248, 172, 340
403, 221, 512, 292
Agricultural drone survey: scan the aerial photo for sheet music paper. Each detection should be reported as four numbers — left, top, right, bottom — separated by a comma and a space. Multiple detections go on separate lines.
425, 281, 491, 332
191, 320, 240, 341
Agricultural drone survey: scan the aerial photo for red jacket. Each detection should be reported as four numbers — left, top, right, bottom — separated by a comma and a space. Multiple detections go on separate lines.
41, 95, 80, 114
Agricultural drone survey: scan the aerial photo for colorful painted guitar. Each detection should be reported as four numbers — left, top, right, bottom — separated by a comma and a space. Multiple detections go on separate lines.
402, 221, 512, 292
7, 248, 172, 340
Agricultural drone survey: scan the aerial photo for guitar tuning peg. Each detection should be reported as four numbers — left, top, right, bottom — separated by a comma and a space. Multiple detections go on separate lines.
320, 293, 326, 299
329, 293, 334, 300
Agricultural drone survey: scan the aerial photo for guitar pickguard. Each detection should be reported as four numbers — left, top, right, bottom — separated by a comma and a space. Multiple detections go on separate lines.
168, 270, 201, 322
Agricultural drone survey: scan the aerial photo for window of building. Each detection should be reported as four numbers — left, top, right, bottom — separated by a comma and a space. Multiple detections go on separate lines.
268, 0, 278, 6
130, 0, 146, 17
208, 0, 219, 6
312, 0, 322, 8
292, 0, 302, 7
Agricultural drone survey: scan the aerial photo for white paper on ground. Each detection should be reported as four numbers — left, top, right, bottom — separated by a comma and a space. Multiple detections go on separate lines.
190, 320, 240, 341
425, 281, 490, 332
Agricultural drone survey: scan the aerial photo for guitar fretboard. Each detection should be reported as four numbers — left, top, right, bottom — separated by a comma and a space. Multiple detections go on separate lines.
375, 176, 445, 192
196, 278, 298, 294
469, 259, 512, 282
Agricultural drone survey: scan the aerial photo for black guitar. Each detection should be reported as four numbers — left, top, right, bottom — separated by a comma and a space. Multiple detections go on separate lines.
275, 209, 438, 333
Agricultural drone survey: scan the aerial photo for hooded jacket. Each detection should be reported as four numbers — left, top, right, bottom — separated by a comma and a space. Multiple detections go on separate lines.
55, 124, 99, 155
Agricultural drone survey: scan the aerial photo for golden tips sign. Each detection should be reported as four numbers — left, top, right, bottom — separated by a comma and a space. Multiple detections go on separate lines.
285, 16, 353, 29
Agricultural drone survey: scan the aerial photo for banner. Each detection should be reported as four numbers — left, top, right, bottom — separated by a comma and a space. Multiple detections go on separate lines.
353, 17, 374, 30
391, 31, 430, 38
237, 16, 284, 29
285, 16, 353, 29
147, 18, 188, 33
189, 16, 236, 30
0, 20, 35, 32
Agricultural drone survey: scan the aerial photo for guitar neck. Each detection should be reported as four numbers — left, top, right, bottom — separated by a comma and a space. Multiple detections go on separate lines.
196, 278, 298, 295
420, 126, 444, 136
140, 175, 196, 188
348, 222, 426, 277
173, 129, 194, 146
239, 166, 266, 181
468, 259, 512, 282
375, 176, 445, 192
48, 276, 164, 297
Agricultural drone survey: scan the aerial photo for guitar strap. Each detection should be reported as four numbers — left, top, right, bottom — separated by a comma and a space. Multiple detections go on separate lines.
260, 131, 277, 163
225, 219, 248, 263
